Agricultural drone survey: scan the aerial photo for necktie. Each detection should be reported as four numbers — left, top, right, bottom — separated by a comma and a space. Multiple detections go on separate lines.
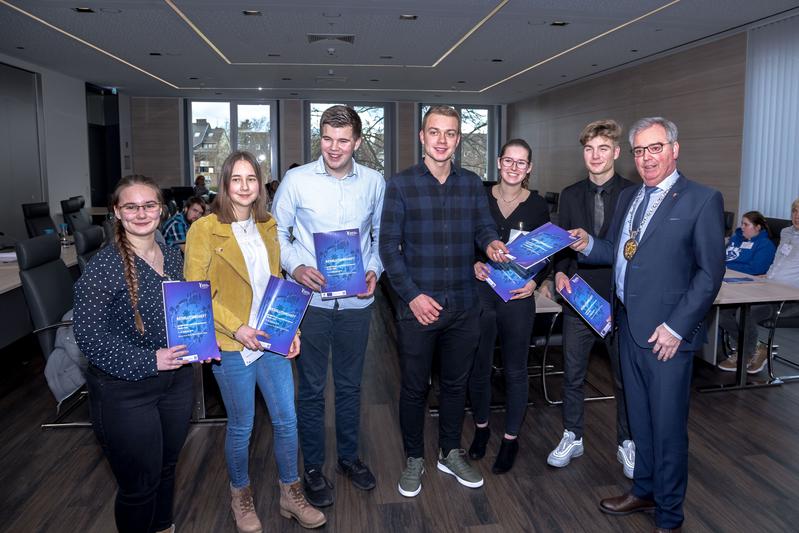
631, 186, 658, 232
593, 187, 605, 235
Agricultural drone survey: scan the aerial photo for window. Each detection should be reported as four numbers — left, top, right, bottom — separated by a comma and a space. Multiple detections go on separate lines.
419, 105, 498, 180
306, 102, 393, 175
189, 100, 277, 190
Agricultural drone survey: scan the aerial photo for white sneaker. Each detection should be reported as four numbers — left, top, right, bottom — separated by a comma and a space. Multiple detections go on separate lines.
617, 440, 635, 479
547, 430, 584, 468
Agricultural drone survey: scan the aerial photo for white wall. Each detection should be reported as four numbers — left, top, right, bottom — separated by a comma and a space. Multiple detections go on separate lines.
0, 52, 90, 217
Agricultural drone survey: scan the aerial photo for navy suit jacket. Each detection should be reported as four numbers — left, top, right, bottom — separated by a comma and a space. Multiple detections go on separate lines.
585, 173, 726, 350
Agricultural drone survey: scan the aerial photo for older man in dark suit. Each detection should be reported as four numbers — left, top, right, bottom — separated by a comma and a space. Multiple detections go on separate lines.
567, 117, 725, 532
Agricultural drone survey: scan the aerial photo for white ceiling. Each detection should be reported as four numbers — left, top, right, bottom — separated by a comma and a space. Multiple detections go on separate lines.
1, 0, 798, 104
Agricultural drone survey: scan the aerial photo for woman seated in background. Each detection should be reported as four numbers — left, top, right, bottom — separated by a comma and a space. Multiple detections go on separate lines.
724, 211, 776, 275
718, 211, 777, 373
468, 139, 550, 474
184, 151, 325, 531
74, 175, 193, 533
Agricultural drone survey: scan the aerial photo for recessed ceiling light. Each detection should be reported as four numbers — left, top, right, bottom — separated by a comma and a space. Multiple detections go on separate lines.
215, 92, 222, 95
268, 53, 281, 57
456, 80, 466, 84
399, 15, 417, 21
149, 52, 162, 56
188, 76, 198, 80
631, 49, 638, 52
16, 46, 25, 50
591, 63, 598, 66
281, 77, 292, 81
491, 58, 503, 62
434, 94, 442, 98
322, 12, 341, 18
550, 21, 569, 27
380, 55, 393, 60
561, 74, 567, 77
258, 87, 263, 91
290, 92, 299, 96
242, 10, 262, 16
72, 7, 95, 14
370, 79, 379, 82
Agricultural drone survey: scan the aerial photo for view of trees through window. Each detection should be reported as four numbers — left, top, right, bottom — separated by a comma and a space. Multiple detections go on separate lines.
309, 103, 386, 174
190, 102, 274, 191
420, 105, 491, 180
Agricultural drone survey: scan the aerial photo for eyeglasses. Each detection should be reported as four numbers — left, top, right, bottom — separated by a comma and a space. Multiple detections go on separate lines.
631, 142, 671, 158
499, 157, 530, 170
119, 202, 162, 215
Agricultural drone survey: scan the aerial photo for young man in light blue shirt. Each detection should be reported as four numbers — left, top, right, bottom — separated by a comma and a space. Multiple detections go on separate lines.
272, 105, 385, 508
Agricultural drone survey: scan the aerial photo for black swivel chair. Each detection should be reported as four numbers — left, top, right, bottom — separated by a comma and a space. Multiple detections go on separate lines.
61, 196, 93, 235
171, 186, 194, 209
544, 192, 560, 214
74, 226, 105, 273
22, 202, 58, 238
760, 301, 799, 384
16, 233, 89, 428
723, 211, 735, 238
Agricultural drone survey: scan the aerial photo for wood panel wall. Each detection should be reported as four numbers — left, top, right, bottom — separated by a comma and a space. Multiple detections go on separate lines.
396, 101, 418, 172
131, 97, 183, 186
508, 34, 746, 217
279, 99, 303, 178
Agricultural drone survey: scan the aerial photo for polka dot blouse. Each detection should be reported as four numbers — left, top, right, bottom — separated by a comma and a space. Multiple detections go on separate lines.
73, 242, 184, 381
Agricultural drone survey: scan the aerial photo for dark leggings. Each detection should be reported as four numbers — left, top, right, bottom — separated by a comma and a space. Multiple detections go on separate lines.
468, 281, 535, 436
87, 364, 193, 533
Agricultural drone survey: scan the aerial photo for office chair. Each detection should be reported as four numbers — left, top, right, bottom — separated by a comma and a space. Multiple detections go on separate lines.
22, 202, 58, 238
74, 226, 105, 273
765, 217, 792, 247
760, 301, 799, 384
723, 211, 735, 237
171, 186, 194, 209
16, 233, 89, 428
60, 196, 92, 235
544, 191, 560, 214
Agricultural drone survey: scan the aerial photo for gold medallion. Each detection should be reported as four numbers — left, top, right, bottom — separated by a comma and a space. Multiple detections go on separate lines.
623, 238, 638, 260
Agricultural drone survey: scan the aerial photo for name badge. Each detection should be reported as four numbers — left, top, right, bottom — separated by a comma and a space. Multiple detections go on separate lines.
780, 244, 792, 256
741, 241, 753, 250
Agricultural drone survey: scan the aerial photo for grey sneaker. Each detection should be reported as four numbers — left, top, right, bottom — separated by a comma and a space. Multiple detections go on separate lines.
398, 457, 425, 497
617, 440, 635, 479
436, 449, 484, 488
547, 430, 584, 468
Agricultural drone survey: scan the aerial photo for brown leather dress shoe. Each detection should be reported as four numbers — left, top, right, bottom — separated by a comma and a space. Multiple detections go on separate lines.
654, 528, 681, 533
599, 493, 656, 515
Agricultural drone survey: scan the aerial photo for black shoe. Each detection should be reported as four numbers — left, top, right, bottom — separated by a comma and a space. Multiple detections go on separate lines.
303, 468, 334, 507
492, 437, 519, 474
468, 426, 491, 460
336, 457, 376, 491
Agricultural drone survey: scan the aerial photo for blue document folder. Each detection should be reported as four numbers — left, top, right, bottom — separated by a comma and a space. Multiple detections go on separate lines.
254, 276, 313, 356
313, 228, 367, 299
505, 222, 578, 270
162, 280, 221, 362
485, 259, 548, 302
558, 274, 613, 338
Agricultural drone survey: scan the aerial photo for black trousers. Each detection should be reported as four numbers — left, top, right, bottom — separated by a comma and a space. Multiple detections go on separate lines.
561, 311, 631, 444
397, 307, 480, 458
468, 281, 535, 436
87, 364, 193, 533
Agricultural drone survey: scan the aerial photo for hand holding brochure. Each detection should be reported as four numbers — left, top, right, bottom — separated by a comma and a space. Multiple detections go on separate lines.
485, 259, 548, 302
505, 222, 578, 270
557, 274, 612, 338
313, 228, 367, 299
162, 280, 221, 362
254, 276, 312, 356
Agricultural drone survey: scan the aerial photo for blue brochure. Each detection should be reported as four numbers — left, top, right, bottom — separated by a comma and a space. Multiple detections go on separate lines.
505, 222, 578, 270
254, 276, 312, 356
313, 228, 367, 299
162, 280, 221, 362
558, 274, 612, 338
485, 259, 548, 302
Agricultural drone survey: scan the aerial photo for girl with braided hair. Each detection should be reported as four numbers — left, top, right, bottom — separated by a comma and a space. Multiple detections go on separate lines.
74, 174, 194, 533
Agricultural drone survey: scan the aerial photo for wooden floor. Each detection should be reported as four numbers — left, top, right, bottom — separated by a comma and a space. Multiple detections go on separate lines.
2, 290, 799, 533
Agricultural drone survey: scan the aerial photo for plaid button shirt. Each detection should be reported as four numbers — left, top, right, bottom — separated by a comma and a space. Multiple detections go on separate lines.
379, 162, 498, 312
162, 212, 189, 247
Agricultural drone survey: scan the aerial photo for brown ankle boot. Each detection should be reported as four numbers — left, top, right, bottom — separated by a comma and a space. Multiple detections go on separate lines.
279, 480, 327, 529
154, 526, 175, 533
230, 484, 263, 533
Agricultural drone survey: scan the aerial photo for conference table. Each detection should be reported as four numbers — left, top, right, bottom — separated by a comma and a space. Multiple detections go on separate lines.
698, 270, 799, 393
0, 245, 78, 349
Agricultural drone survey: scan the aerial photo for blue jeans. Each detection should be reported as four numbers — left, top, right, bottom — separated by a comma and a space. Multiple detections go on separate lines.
296, 304, 372, 469
213, 350, 299, 486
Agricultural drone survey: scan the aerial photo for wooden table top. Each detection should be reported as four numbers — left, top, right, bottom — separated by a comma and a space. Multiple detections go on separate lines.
0, 246, 77, 294
715, 269, 799, 305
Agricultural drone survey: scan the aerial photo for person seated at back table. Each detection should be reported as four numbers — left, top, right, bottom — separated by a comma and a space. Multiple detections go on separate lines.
718, 204, 796, 374
162, 196, 206, 250
724, 211, 776, 275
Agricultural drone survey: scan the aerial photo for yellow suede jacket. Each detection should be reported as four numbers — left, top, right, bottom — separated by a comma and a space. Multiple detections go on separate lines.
184, 213, 282, 351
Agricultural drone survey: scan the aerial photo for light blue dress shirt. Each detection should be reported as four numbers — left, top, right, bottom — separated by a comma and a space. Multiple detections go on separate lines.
272, 156, 385, 310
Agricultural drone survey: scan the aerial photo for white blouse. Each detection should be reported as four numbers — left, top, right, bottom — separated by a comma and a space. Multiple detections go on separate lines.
232, 217, 271, 361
